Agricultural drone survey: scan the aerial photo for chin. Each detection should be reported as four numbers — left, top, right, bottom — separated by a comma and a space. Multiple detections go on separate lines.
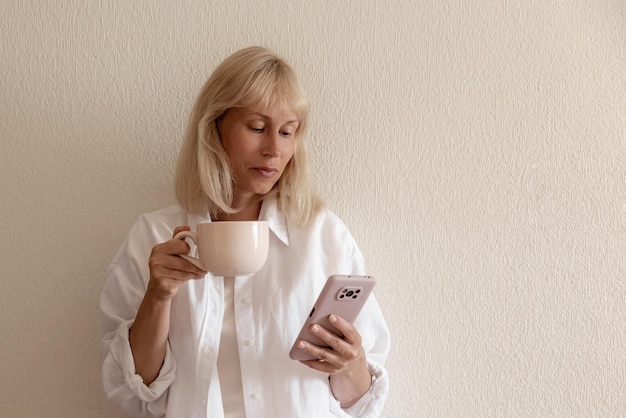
258, 186, 277, 195
249, 182, 278, 196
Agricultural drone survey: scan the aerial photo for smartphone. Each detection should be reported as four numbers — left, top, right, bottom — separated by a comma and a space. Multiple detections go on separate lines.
289, 274, 376, 361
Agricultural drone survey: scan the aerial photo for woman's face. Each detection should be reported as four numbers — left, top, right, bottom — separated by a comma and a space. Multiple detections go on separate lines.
218, 104, 299, 203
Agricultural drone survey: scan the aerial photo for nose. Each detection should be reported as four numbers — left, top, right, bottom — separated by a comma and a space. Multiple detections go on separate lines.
261, 131, 281, 157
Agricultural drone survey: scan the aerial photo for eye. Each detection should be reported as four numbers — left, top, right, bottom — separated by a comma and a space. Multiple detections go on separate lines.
249, 126, 264, 133
280, 130, 294, 138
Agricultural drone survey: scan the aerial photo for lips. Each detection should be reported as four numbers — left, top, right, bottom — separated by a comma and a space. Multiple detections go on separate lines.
252, 166, 279, 178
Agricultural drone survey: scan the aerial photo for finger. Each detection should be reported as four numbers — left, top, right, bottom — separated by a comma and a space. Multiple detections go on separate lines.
153, 238, 192, 257
152, 264, 205, 282
326, 314, 362, 345
165, 254, 206, 275
172, 225, 191, 238
309, 323, 347, 353
147, 263, 203, 300
300, 357, 340, 374
296, 340, 341, 369
308, 323, 363, 367
296, 334, 343, 363
152, 240, 187, 256
150, 251, 205, 276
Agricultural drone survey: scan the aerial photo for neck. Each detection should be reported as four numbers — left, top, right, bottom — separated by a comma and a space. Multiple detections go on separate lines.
217, 196, 262, 221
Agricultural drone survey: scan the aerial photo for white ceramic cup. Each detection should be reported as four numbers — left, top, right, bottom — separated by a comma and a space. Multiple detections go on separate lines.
174, 221, 269, 277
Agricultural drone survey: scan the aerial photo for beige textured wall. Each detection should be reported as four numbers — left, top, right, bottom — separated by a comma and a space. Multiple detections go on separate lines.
1, 1, 624, 417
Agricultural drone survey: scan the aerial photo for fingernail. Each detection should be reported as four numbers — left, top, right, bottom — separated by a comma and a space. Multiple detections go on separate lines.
298, 341, 305, 349
329, 315, 337, 323
311, 325, 319, 333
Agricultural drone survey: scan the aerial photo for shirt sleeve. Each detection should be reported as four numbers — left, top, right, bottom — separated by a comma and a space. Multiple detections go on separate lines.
330, 236, 392, 417
101, 318, 176, 416
339, 358, 389, 417
100, 217, 177, 417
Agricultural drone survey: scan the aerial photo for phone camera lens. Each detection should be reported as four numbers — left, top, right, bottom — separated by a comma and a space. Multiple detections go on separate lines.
346, 290, 354, 297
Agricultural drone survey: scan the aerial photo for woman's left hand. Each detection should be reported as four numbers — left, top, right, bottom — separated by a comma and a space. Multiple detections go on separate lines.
298, 314, 372, 407
298, 314, 366, 374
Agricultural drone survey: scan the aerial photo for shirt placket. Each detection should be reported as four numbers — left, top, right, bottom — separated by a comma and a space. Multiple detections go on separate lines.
233, 275, 263, 414
196, 275, 224, 414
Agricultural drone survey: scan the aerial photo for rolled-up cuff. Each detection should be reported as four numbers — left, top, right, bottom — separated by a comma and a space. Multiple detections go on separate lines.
329, 358, 389, 417
342, 359, 389, 417
103, 319, 176, 404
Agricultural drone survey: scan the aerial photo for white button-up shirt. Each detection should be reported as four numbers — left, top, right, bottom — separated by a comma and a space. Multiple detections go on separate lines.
100, 197, 390, 417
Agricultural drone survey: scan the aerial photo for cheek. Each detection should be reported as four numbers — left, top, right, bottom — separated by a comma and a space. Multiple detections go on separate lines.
224, 135, 253, 162
281, 146, 296, 171
283, 141, 296, 159
281, 151, 295, 169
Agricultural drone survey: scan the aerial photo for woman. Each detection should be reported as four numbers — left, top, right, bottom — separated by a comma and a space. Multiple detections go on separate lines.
100, 46, 390, 417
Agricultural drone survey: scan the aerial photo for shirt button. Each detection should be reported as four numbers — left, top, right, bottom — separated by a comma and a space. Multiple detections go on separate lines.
251, 392, 261, 400
241, 296, 251, 304
243, 338, 255, 347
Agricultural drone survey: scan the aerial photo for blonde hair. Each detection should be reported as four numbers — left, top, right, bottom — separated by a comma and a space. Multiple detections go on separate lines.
175, 46, 323, 226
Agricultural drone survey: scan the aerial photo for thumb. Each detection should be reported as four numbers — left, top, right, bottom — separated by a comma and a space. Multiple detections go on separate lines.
172, 225, 191, 238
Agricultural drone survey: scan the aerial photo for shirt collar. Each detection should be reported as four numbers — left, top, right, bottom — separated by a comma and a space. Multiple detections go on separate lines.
258, 194, 290, 246
187, 209, 210, 231
185, 195, 290, 246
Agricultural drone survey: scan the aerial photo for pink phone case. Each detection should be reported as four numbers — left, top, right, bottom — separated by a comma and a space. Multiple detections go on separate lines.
289, 274, 376, 361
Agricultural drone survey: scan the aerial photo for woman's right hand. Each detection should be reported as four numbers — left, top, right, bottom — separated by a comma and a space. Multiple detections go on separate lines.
130, 225, 205, 384
146, 225, 207, 301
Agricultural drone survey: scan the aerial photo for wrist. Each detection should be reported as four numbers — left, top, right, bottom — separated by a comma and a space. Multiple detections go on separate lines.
145, 280, 178, 303
330, 361, 372, 408
332, 361, 371, 383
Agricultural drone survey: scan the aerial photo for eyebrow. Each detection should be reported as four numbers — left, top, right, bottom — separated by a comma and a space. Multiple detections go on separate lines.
248, 112, 299, 124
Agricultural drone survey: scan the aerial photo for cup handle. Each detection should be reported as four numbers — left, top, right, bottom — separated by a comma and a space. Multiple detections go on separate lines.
173, 230, 205, 270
